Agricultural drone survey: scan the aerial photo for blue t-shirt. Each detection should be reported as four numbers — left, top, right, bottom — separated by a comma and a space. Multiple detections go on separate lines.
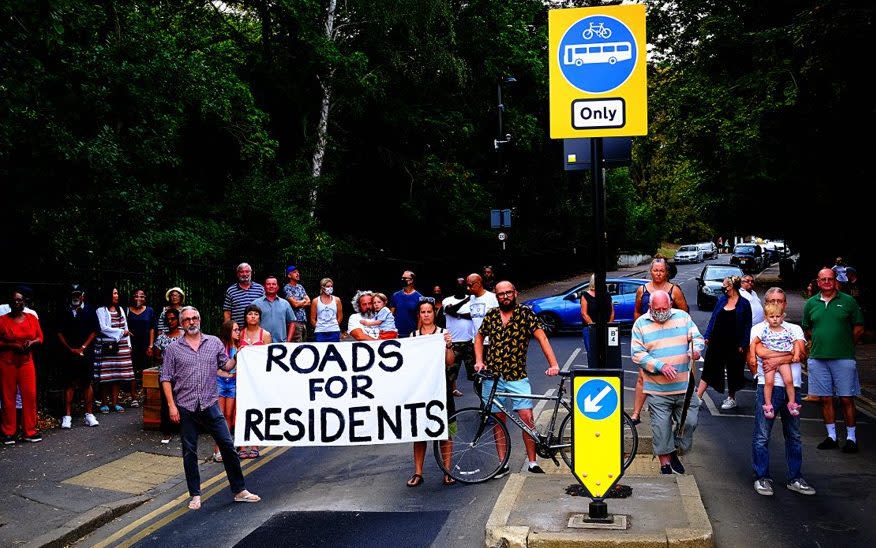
390, 289, 422, 337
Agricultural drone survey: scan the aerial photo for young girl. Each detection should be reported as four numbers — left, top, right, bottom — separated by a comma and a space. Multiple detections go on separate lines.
214, 320, 240, 462
752, 303, 804, 418
359, 292, 398, 339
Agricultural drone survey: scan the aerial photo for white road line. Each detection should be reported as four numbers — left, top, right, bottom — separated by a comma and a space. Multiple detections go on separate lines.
562, 347, 581, 373
702, 393, 720, 415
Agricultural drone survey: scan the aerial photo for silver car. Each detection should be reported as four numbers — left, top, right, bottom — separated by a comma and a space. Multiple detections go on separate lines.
674, 245, 704, 264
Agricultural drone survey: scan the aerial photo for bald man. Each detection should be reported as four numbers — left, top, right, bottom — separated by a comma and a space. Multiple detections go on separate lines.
631, 290, 704, 475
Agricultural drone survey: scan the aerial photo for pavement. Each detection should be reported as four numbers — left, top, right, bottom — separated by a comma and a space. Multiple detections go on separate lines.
2, 259, 874, 547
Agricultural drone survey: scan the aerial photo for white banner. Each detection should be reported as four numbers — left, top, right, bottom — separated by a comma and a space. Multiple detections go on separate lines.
234, 335, 449, 446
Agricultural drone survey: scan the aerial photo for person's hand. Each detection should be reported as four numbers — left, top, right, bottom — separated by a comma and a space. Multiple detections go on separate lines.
704, 339, 709, 346
660, 364, 678, 380
762, 358, 779, 374
691, 349, 701, 361
146, 347, 154, 357
747, 355, 757, 368
474, 361, 486, 372
168, 404, 180, 423
545, 364, 560, 376
443, 332, 452, 347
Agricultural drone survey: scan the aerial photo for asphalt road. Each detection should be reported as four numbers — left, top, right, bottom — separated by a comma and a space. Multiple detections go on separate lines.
80, 257, 875, 547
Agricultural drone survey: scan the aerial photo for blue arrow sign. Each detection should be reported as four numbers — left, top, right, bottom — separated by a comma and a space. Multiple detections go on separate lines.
558, 15, 638, 94
575, 378, 618, 420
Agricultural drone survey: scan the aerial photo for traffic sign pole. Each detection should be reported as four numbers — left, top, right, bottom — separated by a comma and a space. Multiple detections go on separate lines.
591, 137, 607, 369
571, 367, 624, 520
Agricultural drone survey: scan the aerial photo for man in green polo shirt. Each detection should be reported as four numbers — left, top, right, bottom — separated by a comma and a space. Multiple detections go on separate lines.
802, 268, 865, 453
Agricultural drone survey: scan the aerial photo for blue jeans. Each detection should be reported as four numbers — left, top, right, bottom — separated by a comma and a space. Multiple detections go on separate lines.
752, 385, 802, 481
179, 403, 246, 496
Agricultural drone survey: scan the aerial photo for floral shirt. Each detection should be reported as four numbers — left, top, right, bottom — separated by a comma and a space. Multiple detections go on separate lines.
478, 306, 543, 381
282, 283, 309, 323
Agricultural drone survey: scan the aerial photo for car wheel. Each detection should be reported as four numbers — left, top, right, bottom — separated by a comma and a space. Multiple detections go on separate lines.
538, 313, 560, 335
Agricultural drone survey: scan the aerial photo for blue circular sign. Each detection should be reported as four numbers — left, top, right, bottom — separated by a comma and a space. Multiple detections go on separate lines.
576, 379, 618, 421
558, 15, 637, 94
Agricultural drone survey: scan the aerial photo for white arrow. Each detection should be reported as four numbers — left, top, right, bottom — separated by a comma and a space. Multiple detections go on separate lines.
583, 385, 613, 414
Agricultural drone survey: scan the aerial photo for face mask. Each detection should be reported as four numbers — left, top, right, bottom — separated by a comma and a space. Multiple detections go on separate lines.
324, 287, 334, 296
71, 298, 82, 307
651, 309, 672, 323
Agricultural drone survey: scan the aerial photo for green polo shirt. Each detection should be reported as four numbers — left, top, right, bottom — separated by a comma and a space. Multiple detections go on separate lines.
802, 291, 864, 359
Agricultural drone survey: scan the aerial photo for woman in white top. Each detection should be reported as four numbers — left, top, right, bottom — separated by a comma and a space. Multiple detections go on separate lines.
310, 278, 342, 342
94, 287, 134, 414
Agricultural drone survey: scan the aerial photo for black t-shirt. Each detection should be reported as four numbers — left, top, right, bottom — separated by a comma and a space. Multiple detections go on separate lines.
57, 304, 96, 348
582, 291, 613, 325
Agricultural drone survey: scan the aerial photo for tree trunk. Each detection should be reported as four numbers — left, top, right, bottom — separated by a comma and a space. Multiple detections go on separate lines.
309, 0, 338, 217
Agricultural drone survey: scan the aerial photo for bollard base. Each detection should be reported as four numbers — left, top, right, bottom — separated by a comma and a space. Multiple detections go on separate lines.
568, 513, 629, 530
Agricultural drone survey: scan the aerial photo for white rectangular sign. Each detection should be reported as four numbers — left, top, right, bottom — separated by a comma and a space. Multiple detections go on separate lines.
572, 98, 626, 129
234, 336, 448, 446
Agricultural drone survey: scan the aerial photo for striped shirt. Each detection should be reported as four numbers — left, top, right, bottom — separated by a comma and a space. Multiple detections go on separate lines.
223, 282, 265, 325
631, 309, 704, 396
160, 334, 228, 412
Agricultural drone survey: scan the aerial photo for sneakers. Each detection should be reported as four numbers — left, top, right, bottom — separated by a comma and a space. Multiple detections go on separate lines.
816, 437, 838, 450
786, 478, 816, 495
660, 464, 673, 475
129, 399, 140, 408
754, 478, 774, 496
669, 452, 686, 474
83, 413, 100, 427
786, 402, 802, 417
528, 464, 545, 474
721, 397, 738, 410
23, 432, 43, 443
2, 434, 15, 445
61, 416, 73, 429
842, 440, 859, 453
762, 404, 775, 419
493, 465, 511, 479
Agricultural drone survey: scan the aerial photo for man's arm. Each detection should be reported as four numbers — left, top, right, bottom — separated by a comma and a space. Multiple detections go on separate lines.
630, 321, 668, 375
161, 381, 180, 423
854, 324, 865, 343
473, 332, 485, 371
532, 329, 560, 376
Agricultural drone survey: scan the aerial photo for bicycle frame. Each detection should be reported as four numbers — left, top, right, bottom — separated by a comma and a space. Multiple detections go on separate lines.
479, 373, 572, 448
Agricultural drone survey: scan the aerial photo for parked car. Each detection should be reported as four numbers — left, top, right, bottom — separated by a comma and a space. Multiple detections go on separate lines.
697, 242, 719, 260
523, 278, 648, 334
730, 243, 766, 273
696, 264, 744, 311
674, 244, 704, 264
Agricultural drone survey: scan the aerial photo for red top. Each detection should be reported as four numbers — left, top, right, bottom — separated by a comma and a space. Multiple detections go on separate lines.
0, 313, 44, 366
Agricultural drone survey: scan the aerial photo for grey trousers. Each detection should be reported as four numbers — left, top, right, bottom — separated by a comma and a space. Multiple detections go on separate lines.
647, 392, 700, 456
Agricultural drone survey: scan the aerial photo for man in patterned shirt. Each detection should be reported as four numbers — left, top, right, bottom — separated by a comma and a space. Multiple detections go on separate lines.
283, 265, 310, 342
223, 263, 265, 325
474, 281, 560, 476
162, 306, 260, 510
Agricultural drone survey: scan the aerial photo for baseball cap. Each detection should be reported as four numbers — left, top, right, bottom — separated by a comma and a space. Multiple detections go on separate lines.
286, 265, 297, 274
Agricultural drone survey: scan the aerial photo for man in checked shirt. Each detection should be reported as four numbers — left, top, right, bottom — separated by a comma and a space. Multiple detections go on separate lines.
161, 306, 261, 510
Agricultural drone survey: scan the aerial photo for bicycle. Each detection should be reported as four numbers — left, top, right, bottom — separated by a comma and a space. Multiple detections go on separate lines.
582, 22, 612, 40
434, 370, 638, 484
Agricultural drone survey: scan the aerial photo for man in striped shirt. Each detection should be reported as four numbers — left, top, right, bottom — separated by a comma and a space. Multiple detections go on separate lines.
223, 263, 265, 325
631, 290, 704, 475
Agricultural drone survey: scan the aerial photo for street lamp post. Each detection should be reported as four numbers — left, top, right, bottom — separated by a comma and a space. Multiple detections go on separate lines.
494, 76, 516, 275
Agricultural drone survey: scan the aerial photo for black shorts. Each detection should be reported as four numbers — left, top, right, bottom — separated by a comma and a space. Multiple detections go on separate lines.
61, 353, 94, 387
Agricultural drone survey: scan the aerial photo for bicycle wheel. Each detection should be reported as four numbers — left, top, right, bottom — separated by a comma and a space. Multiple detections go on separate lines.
434, 407, 510, 484
557, 411, 638, 470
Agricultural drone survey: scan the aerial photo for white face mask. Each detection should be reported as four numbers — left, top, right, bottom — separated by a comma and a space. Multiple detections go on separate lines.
324, 287, 334, 296
651, 309, 672, 323
71, 298, 82, 307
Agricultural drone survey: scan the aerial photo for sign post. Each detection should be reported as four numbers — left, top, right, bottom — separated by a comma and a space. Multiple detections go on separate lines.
571, 367, 624, 522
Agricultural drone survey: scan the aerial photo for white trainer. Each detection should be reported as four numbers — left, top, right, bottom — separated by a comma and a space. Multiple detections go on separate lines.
83, 413, 100, 427
61, 416, 72, 429
721, 397, 738, 410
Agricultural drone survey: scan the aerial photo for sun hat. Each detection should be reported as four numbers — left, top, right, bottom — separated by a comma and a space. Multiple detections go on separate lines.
165, 287, 186, 303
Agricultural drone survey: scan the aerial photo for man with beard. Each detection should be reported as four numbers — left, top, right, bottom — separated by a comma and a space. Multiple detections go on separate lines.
631, 290, 704, 475
223, 263, 265, 325
348, 290, 379, 341
56, 284, 99, 429
443, 277, 476, 395
161, 306, 260, 510
474, 281, 560, 476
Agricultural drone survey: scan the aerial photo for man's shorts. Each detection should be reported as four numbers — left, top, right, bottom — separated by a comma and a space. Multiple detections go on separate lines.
480, 377, 534, 413
807, 358, 860, 397
61, 354, 94, 387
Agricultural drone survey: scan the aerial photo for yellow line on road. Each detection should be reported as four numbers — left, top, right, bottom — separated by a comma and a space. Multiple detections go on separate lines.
93, 446, 289, 548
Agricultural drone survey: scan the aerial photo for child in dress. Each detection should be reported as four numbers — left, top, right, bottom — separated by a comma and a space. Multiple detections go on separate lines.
359, 292, 398, 339
752, 303, 804, 418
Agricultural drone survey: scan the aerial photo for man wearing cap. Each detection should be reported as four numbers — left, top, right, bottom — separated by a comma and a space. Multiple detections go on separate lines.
157, 287, 186, 334
56, 285, 100, 429
252, 276, 296, 343
283, 265, 310, 342
223, 263, 265, 326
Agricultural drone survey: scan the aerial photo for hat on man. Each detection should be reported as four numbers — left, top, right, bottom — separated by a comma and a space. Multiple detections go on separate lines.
165, 287, 186, 303
69, 283, 84, 295
286, 265, 297, 274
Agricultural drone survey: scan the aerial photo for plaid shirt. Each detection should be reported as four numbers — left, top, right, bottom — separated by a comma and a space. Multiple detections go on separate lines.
160, 334, 228, 412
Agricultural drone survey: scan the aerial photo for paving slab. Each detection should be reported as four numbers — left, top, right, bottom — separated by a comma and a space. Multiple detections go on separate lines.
485, 473, 712, 548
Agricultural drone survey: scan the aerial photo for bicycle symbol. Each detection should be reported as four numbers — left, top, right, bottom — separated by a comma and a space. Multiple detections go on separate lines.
582, 22, 611, 40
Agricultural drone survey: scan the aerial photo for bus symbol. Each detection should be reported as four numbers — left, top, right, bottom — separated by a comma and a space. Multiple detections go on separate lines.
563, 42, 632, 66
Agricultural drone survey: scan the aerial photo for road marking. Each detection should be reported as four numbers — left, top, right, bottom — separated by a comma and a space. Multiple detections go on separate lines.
562, 347, 581, 372
702, 393, 720, 415
93, 446, 289, 548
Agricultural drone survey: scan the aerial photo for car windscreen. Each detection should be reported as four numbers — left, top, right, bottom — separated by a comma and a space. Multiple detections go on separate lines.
678, 246, 697, 252
704, 267, 742, 281
734, 245, 757, 255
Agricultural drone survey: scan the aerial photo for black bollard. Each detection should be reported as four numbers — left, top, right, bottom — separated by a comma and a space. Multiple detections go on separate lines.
588, 499, 608, 520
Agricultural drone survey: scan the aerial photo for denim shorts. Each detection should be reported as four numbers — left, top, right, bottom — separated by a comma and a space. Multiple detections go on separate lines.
807, 358, 860, 397
480, 377, 534, 413
217, 376, 236, 399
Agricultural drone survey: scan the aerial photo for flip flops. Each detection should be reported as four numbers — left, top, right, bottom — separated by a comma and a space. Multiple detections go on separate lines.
188, 496, 202, 510
213, 451, 223, 463
443, 475, 456, 486
234, 491, 261, 503
406, 473, 423, 487
238, 449, 249, 460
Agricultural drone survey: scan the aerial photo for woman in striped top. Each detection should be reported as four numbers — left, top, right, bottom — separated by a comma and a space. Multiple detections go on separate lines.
94, 287, 135, 414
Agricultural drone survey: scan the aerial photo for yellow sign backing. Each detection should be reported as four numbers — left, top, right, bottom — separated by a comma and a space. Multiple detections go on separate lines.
548, 5, 647, 138
572, 372, 623, 498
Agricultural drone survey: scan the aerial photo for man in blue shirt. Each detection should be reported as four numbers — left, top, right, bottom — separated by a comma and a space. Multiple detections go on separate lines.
390, 270, 422, 338
251, 276, 295, 343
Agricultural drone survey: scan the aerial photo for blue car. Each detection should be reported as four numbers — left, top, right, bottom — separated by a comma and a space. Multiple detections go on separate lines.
523, 278, 648, 335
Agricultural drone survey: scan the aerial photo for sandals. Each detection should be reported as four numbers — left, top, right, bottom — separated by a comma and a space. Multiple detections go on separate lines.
249, 449, 260, 458
188, 496, 202, 510
234, 491, 261, 503
443, 475, 456, 486
452, 389, 463, 397
406, 473, 423, 487
213, 451, 223, 463
238, 449, 250, 460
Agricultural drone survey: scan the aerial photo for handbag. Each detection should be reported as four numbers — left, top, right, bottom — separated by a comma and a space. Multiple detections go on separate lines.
101, 341, 120, 355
